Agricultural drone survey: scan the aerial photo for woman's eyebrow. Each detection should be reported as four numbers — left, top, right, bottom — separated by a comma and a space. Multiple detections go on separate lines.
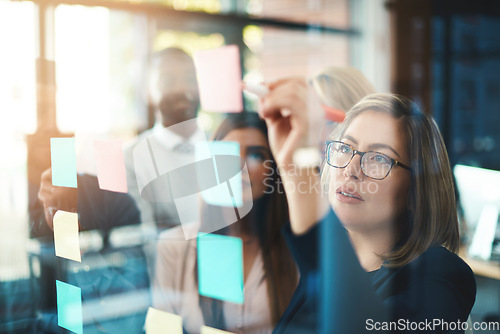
343, 134, 400, 158
343, 135, 358, 144
367, 143, 401, 158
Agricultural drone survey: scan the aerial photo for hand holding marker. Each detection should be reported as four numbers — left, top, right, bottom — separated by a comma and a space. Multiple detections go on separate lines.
243, 81, 325, 169
243, 82, 292, 118
243, 82, 345, 123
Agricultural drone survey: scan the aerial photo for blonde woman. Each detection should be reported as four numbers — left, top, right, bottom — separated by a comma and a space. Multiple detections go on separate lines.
310, 66, 376, 119
310, 67, 375, 140
259, 80, 476, 333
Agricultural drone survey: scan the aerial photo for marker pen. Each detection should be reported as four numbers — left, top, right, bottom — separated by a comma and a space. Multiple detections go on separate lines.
243, 82, 291, 117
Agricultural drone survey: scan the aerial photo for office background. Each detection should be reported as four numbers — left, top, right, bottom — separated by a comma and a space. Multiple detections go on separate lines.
1, 0, 499, 333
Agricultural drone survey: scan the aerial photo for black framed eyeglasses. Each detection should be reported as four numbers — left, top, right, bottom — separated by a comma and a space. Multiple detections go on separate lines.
325, 141, 412, 180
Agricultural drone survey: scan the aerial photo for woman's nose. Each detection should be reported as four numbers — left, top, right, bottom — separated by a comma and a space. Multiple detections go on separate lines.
343, 154, 363, 180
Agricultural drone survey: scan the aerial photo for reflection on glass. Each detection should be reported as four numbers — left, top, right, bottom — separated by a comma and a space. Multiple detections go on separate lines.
1, 1, 356, 332
153, 30, 225, 54
0, 0, 34, 283
55, 5, 148, 135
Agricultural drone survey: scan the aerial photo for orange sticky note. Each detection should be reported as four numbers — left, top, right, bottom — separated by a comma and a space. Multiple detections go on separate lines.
53, 210, 81, 262
193, 45, 243, 113
93, 139, 128, 193
145, 307, 182, 334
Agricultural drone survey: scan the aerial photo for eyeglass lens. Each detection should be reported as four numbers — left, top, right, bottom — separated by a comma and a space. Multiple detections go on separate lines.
328, 142, 392, 179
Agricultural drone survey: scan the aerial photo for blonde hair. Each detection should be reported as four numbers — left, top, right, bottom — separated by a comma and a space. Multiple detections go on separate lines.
321, 93, 459, 267
310, 66, 376, 112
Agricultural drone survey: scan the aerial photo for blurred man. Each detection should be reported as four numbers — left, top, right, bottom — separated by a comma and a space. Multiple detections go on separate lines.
124, 47, 205, 232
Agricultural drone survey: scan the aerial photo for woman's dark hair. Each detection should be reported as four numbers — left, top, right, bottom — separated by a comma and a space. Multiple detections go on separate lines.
197, 112, 297, 329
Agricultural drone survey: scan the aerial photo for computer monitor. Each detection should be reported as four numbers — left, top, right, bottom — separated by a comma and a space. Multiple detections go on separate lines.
454, 164, 500, 260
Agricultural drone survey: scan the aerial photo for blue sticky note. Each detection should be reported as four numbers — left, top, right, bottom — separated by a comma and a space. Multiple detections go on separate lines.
51, 138, 77, 188
197, 233, 244, 304
56, 280, 83, 334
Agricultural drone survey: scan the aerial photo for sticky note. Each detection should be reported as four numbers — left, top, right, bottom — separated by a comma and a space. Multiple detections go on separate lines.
145, 307, 182, 334
94, 139, 128, 193
56, 280, 83, 334
197, 233, 243, 304
201, 325, 236, 334
53, 210, 81, 262
51, 138, 77, 188
193, 45, 243, 112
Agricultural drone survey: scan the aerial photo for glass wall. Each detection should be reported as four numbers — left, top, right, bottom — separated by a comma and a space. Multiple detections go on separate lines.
0, 3, 37, 332
1, 0, 356, 332
0, 0, 36, 279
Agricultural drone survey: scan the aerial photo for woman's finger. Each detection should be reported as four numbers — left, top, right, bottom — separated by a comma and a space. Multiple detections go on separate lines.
260, 79, 308, 120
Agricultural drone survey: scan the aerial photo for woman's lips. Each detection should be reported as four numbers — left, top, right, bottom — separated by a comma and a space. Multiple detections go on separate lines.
335, 186, 364, 204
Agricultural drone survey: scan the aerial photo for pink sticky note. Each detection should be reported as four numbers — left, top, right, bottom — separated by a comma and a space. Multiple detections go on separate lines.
194, 45, 243, 113
93, 139, 128, 193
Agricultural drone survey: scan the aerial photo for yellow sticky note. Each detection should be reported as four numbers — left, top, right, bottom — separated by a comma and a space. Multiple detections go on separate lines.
201, 326, 235, 334
53, 210, 81, 262
145, 307, 182, 334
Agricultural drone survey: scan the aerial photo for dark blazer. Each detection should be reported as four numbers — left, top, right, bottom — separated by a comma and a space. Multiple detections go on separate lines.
274, 209, 476, 334
77, 174, 141, 232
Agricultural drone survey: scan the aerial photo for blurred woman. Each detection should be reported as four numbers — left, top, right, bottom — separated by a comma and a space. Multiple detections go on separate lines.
310, 66, 375, 123
153, 112, 297, 334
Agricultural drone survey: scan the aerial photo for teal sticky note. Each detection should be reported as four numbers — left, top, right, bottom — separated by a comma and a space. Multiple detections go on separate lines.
51, 138, 77, 188
197, 233, 244, 304
56, 280, 83, 334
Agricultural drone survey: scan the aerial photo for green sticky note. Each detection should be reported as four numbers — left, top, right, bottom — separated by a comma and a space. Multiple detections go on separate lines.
56, 280, 83, 334
197, 233, 243, 304
51, 138, 77, 188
